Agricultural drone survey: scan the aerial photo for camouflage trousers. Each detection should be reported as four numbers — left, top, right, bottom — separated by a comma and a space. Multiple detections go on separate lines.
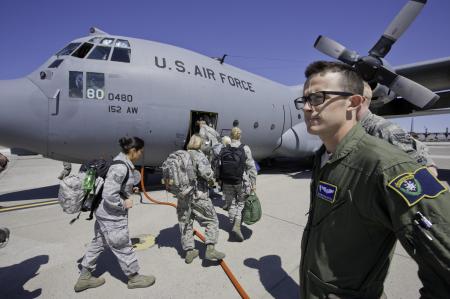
81, 219, 139, 276
222, 184, 246, 224
176, 191, 219, 251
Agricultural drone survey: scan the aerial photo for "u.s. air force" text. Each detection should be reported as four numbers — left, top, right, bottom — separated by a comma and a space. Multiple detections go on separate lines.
154, 56, 255, 93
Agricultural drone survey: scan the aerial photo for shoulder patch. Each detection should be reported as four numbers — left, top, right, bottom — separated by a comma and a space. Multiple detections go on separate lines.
317, 181, 338, 203
388, 167, 448, 207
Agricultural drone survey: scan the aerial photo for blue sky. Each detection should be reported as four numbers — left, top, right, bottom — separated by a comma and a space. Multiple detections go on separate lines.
1, 0, 448, 132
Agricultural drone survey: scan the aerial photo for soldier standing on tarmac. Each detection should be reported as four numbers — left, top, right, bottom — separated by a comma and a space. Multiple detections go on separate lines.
74, 137, 156, 292
220, 127, 257, 241
358, 81, 438, 177
198, 115, 221, 160
178, 134, 226, 264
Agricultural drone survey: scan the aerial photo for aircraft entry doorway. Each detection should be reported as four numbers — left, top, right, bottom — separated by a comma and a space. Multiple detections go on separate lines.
184, 110, 218, 149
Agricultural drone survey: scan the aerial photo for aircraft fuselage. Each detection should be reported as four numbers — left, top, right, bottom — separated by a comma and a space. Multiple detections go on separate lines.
0, 32, 321, 166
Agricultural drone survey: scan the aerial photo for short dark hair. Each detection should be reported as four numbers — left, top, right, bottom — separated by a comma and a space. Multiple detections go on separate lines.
119, 136, 145, 154
304, 61, 363, 95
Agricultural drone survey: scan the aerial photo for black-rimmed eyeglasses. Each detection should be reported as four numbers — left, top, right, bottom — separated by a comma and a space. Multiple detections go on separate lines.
294, 91, 354, 110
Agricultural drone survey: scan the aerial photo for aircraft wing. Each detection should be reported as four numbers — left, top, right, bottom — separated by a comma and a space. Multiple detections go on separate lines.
372, 56, 450, 118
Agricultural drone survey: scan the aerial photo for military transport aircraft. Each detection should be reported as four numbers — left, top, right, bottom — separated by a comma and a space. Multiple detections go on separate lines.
0, 0, 448, 167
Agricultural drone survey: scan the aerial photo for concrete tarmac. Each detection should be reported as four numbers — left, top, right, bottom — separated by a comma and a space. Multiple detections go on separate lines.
0, 145, 449, 299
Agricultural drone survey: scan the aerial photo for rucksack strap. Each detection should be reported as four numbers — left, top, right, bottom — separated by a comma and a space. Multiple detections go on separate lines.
87, 160, 131, 220
238, 144, 247, 161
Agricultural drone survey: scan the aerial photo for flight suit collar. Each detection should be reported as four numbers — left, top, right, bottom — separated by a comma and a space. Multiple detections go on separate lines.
116, 152, 134, 170
324, 123, 366, 164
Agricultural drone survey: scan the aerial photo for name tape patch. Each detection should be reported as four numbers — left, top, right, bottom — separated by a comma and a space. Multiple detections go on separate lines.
317, 181, 338, 203
388, 167, 448, 207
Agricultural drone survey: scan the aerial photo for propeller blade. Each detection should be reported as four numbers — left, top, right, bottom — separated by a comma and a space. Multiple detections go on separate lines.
369, 0, 427, 58
390, 75, 439, 108
314, 35, 359, 65
375, 66, 438, 108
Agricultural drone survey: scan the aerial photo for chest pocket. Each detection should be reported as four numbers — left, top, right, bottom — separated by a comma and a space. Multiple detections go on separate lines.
312, 188, 353, 228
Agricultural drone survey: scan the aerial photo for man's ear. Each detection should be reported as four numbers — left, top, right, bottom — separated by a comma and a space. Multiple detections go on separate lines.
347, 95, 364, 112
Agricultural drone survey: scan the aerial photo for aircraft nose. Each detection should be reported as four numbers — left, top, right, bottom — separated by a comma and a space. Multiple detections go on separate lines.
0, 78, 48, 155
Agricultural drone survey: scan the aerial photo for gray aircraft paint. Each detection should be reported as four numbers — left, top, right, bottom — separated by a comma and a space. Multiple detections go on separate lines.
0, 29, 323, 166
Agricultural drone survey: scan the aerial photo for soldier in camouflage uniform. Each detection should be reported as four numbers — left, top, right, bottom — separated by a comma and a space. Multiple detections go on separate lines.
211, 136, 231, 178
75, 137, 155, 292
221, 127, 257, 242
177, 134, 225, 264
198, 116, 221, 160
358, 81, 438, 176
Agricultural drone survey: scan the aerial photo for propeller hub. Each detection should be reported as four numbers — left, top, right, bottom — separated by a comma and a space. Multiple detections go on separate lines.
355, 56, 382, 82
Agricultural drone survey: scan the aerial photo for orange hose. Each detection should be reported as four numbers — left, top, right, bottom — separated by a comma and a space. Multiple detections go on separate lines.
140, 168, 250, 299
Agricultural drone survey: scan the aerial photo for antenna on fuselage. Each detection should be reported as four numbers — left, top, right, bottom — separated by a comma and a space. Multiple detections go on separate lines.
213, 54, 227, 64
89, 27, 109, 36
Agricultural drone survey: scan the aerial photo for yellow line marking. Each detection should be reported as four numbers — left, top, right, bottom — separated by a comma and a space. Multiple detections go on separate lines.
0, 200, 59, 212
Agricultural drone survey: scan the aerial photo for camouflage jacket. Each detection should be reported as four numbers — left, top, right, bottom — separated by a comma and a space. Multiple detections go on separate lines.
199, 125, 220, 146
188, 150, 214, 192
360, 111, 435, 167
95, 152, 135, 220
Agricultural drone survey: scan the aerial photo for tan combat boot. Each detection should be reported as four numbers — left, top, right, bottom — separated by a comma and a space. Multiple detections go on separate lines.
232, 221, 244, 242
205, 244, 225, 261
74, 270, 105, 292
127, 273, 156, 289
185, 249, 199, 264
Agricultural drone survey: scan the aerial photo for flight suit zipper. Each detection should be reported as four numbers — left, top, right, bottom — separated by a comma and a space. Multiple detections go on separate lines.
300, 156, 330, 297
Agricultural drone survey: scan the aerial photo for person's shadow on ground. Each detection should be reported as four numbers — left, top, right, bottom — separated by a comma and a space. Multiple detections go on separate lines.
244, 255, 299, 299
157, 222, 236, 267
76, 248, 129, 284
0, 255, 49, 299
76, 225, 184, 285
215, 212, 253, 242
0, 185, 59, 203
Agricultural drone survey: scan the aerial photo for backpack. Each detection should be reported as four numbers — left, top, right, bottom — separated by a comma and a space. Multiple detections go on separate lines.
219, 144, 246, 185
58, 159, 130, 222
211, 143, 224, 178
242, 192, 262, 225
161, 150, 196, 197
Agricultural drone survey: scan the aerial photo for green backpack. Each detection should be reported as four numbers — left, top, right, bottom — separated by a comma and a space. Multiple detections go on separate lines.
242, 192, 262, 225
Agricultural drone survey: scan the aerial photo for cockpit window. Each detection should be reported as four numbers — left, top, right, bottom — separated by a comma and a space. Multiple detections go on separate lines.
111, 48, 131, 63
69, 71, 83, 98
55, 42, 81, 56
115, 39, 130, 48
86, 72, 105, 100
48, 59, 64, 68
100, 38, 114, 46
72, 43, 94, 58
87, 46, 111, 60
89, 37, 102, 43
